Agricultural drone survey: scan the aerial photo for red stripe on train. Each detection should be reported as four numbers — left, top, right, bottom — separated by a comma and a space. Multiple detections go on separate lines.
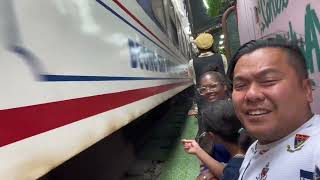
0, 82, 189, 147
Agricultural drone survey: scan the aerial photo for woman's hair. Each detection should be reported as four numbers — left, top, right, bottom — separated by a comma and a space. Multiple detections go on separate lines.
202, 100, 254, 151
199, 71, 226, 86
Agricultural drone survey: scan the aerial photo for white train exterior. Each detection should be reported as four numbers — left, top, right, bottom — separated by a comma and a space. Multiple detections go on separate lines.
0, 0, 192, 179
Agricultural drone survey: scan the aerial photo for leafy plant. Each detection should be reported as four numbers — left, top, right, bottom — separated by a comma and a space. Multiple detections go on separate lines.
218, 47, 226, 55
206, 0, 234, 17
206, 0, 223, 17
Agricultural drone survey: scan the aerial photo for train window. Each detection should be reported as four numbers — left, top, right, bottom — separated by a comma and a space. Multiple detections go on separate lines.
182, 35, 189, 58
177, 19, 186, 53
136, 0, 166, 32
168, 3, 176, 26
158, 0, 183, 50
170, 18, 179, 47
151, 0, 167, 30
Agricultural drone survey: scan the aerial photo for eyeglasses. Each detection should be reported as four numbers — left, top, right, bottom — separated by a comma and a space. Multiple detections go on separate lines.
197, 83, 222, 95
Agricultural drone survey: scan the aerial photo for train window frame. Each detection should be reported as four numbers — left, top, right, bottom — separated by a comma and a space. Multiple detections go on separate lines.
151, 0, 167, 31
177, 19, 183, 51
181, 34, 189, 58
136, 0, 167, 33
170, 18, 179, 47
166, 0, 179, 48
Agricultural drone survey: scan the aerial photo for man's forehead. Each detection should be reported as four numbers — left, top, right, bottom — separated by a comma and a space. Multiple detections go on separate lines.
234, 48, 289, 78
233, 68, 284, 82
234, 48, 289, 72
241, 47, 288, 60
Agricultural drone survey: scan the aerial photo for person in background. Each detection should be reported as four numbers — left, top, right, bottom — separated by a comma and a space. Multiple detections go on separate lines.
195, 71, 229, 137
182, 100, 254, 180
188, 32, 228, 85
228, 38, 320, 179
187, 32, 228, 116
195, 71, 232, 172
193, 71, 233, 180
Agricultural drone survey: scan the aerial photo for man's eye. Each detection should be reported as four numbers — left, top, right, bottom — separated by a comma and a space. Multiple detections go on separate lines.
233, 83, 247, 91
260, 79, 278, 86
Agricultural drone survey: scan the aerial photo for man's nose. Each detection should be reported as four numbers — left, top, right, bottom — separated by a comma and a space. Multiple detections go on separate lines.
244, 83, 265, 103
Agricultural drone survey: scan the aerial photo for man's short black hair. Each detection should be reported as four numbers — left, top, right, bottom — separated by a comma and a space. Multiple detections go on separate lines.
227, 38, 308, 81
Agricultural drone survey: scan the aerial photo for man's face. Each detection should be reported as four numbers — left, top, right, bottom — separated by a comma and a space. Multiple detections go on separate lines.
199, 74, 227, 102
232, 48, 312, 144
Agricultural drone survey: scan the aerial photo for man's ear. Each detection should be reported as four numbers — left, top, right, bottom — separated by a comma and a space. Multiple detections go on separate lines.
303, 78, 313, 103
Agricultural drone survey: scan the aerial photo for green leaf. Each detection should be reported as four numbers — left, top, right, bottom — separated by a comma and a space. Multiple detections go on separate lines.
206, 0, 222, 17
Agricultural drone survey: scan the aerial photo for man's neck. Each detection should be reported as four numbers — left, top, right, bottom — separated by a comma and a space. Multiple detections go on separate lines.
259, 112, 314, 145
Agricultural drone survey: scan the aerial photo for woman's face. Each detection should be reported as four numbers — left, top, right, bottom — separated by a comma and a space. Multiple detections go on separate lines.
198, 74, 227, 102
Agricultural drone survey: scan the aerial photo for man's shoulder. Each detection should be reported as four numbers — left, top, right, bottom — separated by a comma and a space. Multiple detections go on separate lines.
306, 114, 320, 136
309, 115, 320, 151
313, 114, 320, 125
301, 115, 320, 161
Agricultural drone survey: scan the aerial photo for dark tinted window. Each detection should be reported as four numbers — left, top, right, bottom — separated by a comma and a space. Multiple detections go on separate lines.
137, 0, 166, 32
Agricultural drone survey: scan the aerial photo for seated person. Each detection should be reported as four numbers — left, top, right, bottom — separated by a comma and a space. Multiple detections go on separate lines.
182, 100, 254, 180
187, 32, 228, 117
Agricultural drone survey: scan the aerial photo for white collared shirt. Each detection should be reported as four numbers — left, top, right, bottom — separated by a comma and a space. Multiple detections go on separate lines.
239, 114, 320, 180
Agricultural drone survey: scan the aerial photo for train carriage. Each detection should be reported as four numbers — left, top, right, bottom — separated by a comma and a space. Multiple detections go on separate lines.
0, 0, 192, 179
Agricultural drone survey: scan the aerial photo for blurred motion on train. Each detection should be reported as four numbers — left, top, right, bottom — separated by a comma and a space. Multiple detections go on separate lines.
0, 0, 192, 179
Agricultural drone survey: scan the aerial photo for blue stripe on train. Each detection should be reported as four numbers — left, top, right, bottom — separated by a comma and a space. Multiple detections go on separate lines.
42, 75, 187, 81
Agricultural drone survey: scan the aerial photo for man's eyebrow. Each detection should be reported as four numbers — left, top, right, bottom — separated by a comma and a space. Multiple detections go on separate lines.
233, 76, 246, 83
255, 68, 284, 77
233, 68, 284, 82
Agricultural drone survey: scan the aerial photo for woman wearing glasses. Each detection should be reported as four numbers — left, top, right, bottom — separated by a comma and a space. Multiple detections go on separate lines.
197, 71, 229, 103
193, 71, 232, 179
195, 71, 230, 139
